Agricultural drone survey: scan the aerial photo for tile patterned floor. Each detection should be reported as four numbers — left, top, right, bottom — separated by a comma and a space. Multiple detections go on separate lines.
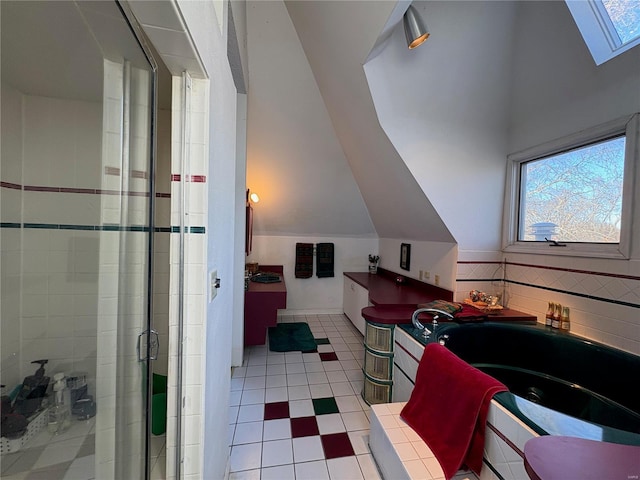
229, 313, 381, 480
1, 406, 166, 480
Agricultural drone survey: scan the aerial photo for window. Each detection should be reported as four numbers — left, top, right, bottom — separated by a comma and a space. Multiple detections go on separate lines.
503, 114, 639, 258
566, 0, 640, 65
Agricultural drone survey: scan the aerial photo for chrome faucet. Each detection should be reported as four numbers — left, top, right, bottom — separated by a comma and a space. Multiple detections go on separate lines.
411, 308, 454, 338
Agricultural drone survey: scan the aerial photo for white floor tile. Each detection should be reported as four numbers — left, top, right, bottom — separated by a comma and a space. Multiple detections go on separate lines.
292, 436, 325, 463
289, 399, 314, 418
326, 371, 348, 383
32, 437, 84, 469
287, 373, 309, 386
265, 374, 287, 388
341, 411, 370, 431
263, 419, 291, 441
347, 430, 371, 455
245, 365, 267, 377
261, 439, 293, 467
261, 463, 295, 480
233, 421, 264, 445
237, 404, 264, 423
265, 386, 288, 403
317, 345, 334, 353
243, 376, 266, 390
316, 413, 346, 435
302, 352, 321, 363
323, 362, 344, 372
287, 385, 311, 400
335, 395, 364, 413
248, 355, 267, 366
330, 382, 355, 396
310, 383, 334, 399
307, 372, 329, 384
285, 362, 305, 374
230, 443, 262, 472
304, 362, 326, 373
284, 352, 303, 364
241, 388, 265, 405
357, 454, 383, 480
229, 469, 260, 480
326, 456, 364, 480
266, 355, 285, 366
294, 459, 330, 480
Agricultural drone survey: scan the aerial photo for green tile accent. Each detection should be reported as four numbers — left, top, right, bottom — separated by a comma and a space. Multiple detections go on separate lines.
314, 338, 330, 345
312, 397, 339, 415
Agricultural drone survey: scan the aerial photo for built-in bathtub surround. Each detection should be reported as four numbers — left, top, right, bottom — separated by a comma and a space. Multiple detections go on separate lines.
165, 75, 209, 479
456, 259, 640, 354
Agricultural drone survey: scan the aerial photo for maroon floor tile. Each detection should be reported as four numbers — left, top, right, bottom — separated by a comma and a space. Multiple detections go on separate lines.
290, 416, 320, 438
320, 432, 355, 459
319, 352, 339, 361
264, 401, 290, 420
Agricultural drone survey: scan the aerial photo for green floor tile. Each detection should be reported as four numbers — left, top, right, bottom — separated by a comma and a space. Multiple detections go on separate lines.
313, 397, 339, 415
314, 338, 331, 345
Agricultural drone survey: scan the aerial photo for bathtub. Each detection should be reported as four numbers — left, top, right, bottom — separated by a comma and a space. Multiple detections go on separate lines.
392, 322, 640, 479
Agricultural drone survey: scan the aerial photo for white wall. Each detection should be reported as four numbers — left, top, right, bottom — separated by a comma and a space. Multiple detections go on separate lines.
247, 234, 378, 313
177, 1, 242, 478
365, 1, 517, 254
246, 0, 375, 238
378, 238, 457, 290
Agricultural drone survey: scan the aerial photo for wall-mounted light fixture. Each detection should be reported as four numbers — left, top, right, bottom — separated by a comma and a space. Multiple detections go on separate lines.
403, 5, 429, 49
250, 192, 260, 203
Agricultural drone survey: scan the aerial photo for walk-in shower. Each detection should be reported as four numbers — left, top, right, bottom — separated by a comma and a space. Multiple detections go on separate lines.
1, 1, 166, 478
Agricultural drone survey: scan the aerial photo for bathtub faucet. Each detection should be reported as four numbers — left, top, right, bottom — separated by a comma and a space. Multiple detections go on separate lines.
411, 308, 454, 338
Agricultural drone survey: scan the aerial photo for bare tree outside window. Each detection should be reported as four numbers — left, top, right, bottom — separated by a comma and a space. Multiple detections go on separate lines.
518, 136, 626, 243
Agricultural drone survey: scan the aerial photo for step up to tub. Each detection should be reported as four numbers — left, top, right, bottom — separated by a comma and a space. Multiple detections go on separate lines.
369, 402, 478, 480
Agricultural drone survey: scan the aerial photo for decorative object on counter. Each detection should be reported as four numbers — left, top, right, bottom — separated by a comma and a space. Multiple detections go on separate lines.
465, 290, 503, 311
368, 255, 379, 274
395, 275, 406, 285
545, 301, 555, 327
552, 302, 562, 329
246, 262, 259, 274
400, 243, 411, 271
268, 322, 317, 352
560, 306, 571, 331
316, 243, 335, 278
294, 243, 313, 278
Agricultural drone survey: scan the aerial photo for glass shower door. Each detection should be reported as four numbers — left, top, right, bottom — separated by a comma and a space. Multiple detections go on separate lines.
0, 2, 156, 478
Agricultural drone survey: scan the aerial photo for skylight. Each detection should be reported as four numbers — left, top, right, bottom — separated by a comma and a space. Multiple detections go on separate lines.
566, 0, 640, 65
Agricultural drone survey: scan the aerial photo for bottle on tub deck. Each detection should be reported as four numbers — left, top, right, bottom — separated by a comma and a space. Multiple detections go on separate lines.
545, 302, 555, 328
560, 306, 571, 332
551, 303, 562, 329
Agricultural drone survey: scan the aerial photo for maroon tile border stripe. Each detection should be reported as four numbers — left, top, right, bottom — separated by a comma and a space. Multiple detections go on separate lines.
1, 181, 169, 198
171, 174, 207, 183
486, 421, 525, 459
458, 260, 640, 282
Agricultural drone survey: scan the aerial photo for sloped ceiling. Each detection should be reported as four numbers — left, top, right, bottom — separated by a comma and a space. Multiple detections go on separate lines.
247, 0, 454, 242
284, 0, 454, 242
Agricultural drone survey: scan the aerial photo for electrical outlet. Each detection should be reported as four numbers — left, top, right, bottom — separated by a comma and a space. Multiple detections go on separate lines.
425, 271, 430, 280
434, 274, 440, 286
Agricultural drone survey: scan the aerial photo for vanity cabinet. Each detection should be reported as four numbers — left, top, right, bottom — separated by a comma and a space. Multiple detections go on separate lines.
343, 277, 369, 335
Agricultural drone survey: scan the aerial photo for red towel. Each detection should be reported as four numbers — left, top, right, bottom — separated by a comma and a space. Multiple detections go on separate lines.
400, 343, 507, 479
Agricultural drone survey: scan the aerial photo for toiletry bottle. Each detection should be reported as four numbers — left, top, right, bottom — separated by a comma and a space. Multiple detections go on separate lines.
560, 306, 571, 332
50, 373, 71, 433
552, 303, 561, 329
545, 302, 554, 328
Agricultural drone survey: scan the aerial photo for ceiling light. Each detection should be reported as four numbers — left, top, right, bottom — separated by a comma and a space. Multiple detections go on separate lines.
403, 5, 429, 49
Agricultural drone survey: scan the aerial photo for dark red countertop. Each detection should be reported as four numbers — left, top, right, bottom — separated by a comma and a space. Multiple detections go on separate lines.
345, 269, 453, 306
524, 435, 640, 480
346, 269, 537, 325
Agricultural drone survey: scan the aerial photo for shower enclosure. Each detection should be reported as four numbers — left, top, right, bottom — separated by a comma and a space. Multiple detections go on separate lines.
1, 1, 161, 478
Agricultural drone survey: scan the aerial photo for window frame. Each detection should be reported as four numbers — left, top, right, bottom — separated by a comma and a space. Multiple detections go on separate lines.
565, 0, 640, 66
502, 113, 639, 259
